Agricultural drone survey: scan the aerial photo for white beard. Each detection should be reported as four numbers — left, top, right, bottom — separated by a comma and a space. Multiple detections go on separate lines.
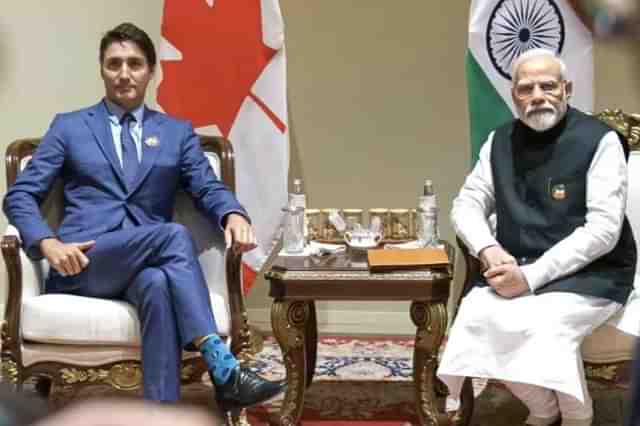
520, 101, 568, 132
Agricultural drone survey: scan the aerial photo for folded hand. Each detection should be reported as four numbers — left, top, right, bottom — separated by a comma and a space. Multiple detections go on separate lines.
484, 263, 529, 298
40, 238, 95, 276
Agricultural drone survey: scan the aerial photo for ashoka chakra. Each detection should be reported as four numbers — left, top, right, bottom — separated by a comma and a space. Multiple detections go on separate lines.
486, 0, 565, 80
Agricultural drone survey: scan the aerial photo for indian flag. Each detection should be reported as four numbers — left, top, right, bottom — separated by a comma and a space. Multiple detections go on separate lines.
467, 0, 594, 165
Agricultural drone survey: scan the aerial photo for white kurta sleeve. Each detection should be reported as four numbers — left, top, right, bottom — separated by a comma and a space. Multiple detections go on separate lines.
451, 132, 498, 257
520, 131, 628, 291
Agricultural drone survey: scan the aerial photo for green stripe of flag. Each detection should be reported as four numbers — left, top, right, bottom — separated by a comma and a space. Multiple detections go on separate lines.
466, 50, 512, 166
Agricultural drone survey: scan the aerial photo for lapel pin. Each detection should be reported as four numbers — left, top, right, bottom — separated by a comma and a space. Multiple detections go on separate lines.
144, 136, 160, 147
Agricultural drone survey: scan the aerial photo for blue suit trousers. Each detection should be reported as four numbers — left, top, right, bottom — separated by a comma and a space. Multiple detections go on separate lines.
46, 223, 217, 402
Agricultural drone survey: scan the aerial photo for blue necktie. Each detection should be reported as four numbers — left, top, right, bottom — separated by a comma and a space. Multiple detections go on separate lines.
120, 113, 138, 187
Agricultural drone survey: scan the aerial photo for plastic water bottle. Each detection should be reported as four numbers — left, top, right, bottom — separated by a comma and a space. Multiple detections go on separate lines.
418, 179, 439, 247
282, 205, 305, 254
289, 178, 306, 210
281, 178, 307, 252
289, 178, 308, 240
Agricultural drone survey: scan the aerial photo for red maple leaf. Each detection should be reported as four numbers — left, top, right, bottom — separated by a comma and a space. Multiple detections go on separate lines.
158, 0, 285, 137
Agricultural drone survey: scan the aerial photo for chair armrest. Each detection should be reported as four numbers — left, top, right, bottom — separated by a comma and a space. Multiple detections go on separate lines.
198, 135, 253, 358
453, 237, 482, 320
1, 235, 23, 363
224, 249, 252, 360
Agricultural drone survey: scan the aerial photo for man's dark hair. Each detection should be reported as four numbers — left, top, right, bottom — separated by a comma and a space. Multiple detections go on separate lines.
99, 22, 157, 69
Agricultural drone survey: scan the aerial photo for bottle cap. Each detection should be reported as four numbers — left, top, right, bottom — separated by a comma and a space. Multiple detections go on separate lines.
423, 179, 434, 196
293, 178, 303, 193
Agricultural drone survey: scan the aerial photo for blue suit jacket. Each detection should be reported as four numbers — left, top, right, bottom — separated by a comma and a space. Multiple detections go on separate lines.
3, 101, 247, 259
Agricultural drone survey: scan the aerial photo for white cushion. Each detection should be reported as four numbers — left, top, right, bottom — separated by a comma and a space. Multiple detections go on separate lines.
22, 292, 230, 346
22, 294, 139, 346
21, 342, 201, 367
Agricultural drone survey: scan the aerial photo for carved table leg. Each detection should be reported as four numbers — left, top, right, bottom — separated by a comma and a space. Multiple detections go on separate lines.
271, 300, 316, 426
411, 301, 449, 426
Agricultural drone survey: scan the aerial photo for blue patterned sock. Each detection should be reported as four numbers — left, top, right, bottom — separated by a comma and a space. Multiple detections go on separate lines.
199, 334, 239, 386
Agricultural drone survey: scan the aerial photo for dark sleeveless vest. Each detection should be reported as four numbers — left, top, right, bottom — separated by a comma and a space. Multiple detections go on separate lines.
489, 107, 636, 304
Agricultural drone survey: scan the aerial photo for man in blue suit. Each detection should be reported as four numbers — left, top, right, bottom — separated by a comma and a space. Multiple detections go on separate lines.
3, 22, 284, 410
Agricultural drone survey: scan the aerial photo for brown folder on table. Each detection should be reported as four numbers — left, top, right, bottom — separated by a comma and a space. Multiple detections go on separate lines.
367, 248, 449, 272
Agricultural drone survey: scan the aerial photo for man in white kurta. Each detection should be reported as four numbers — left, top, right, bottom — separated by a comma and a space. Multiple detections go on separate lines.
437, 49, 636, 426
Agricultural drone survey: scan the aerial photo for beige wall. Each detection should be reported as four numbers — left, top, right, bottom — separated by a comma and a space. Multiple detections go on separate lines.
256, 1, 471, 323
1, 2, 639, 331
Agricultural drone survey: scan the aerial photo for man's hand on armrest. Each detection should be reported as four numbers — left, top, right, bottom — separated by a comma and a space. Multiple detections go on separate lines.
40, 238, 95, 276
223, 213, 257, 253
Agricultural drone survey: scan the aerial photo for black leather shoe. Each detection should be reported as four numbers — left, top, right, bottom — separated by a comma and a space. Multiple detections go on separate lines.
215, 366, 286, 411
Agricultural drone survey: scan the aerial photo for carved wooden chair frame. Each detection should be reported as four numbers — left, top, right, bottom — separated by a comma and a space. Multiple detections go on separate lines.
1, 136, 253, 408
451, 109, 640, 425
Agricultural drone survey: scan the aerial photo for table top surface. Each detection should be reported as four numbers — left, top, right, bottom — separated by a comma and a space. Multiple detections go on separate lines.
268, 252, 451, 279
265, 251, 453, 301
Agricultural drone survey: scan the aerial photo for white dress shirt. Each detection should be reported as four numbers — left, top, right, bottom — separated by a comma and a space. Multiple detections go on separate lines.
452, 129, 628, 291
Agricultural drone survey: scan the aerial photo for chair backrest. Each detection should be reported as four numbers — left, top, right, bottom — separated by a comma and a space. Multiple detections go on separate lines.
596, 109, 640, 148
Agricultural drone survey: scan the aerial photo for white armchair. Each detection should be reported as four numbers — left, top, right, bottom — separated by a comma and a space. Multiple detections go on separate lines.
1, 136, 253, 408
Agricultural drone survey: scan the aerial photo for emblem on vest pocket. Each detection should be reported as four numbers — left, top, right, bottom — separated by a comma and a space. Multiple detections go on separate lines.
551, 183, 567, 200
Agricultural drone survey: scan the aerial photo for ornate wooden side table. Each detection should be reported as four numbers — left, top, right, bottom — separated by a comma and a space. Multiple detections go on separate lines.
264, 243, 471, 426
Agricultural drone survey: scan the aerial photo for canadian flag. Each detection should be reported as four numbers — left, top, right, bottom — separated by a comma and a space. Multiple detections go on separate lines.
157, 0, 289, 293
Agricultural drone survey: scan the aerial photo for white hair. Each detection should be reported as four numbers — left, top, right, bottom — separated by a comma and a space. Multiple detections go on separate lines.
511, 48, 568, 82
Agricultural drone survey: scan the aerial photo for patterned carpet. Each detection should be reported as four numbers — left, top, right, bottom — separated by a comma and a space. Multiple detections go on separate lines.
245, 335, 630, 425
247, 336, 419, 424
